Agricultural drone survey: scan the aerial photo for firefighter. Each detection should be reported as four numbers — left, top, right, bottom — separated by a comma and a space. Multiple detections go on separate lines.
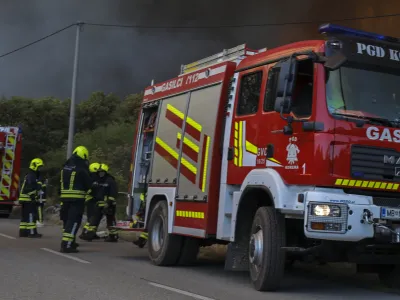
79, 162, 101, 240
18, 158, 44, 238
84, 163, 119, 242
133, 193, 148, 248
36, 178, 47, 227
60, 146, 92, 253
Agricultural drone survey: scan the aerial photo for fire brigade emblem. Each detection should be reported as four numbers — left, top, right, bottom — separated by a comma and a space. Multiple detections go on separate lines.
286, 138, 300, 165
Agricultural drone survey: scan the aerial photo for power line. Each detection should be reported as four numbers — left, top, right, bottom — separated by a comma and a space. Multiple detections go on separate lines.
1, 12, 400, 59
0, 24, 75, 59
85, 12, 400, 29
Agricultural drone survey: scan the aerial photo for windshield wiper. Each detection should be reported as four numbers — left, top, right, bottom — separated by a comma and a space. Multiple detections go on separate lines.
332, 112, 395, 127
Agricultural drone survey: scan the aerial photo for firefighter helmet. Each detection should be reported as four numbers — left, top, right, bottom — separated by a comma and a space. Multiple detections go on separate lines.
29, 158, 44, 171
99, 163, 109, 172
89, 162, 101, 173
73, 146, 89, 160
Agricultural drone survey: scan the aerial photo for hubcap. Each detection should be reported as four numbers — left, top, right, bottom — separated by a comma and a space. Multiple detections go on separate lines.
151, 216, 165, 252
249, 228, 263, 266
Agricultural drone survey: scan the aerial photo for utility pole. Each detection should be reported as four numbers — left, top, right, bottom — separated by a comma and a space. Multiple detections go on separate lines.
66, 22, 83, 159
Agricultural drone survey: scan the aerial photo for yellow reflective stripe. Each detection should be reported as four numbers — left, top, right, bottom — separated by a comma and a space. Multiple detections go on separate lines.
60, 194, 86, 199
177, 132, 199, 153
166, 104, 202, 132
140, 193, 145, 201
176, 210, 205, 219
69, 171, 76, 190
334, 178, 400, 191
108, 196, 115, 201
245, 140, 257, 155
202, 135, 210, 192
61, 190, 86, 195
238, 121, 243, 167
155, 137, 197, 174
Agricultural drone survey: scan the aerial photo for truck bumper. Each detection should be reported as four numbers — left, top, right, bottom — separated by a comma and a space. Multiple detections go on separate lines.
303, 190, 400, 243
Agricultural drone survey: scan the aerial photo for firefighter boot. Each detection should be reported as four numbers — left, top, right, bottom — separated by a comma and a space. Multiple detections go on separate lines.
133, 237, 147, 248
28, 229, 42, 238
28, 233, 43, 238
60, 242, 79, 253
80, 230, 96, 242
104, 234, 118, 243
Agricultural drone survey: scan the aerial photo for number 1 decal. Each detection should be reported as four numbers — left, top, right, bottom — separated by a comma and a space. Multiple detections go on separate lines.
302, 163, 306, 175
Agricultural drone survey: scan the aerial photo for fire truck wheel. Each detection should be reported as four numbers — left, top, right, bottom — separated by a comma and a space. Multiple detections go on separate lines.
148, 200, 183, 266
249, 206, 286, 291
178, 237, 200, 266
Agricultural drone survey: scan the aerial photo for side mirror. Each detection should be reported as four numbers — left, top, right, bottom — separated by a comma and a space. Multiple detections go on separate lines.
274, 58, 298, 114
324, 52, 347, 71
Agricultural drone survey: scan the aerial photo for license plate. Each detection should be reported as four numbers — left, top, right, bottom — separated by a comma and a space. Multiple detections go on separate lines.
381, 207, 400, 220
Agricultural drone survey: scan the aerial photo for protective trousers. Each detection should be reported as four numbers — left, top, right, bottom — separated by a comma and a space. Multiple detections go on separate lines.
19, 202, 38, 237
80, 200, 96, 236
59, 202, 68, 230
61, 200, 85, 249
87, 204, 118, 241
36, 202, 45, 223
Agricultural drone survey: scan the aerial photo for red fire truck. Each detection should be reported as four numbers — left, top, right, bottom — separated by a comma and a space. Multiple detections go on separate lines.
117, 23, 400, 291
0, 126, 22, 218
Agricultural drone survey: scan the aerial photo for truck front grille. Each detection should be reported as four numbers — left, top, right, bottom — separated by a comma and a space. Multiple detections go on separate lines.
351, 145, 400, 182
373, 196, 400, 208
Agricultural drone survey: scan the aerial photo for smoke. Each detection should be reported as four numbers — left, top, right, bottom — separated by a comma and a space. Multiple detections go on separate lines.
0, 0, 398, 100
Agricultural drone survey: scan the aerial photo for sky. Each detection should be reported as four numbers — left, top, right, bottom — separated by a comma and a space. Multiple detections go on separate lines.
0, 0, 398, 101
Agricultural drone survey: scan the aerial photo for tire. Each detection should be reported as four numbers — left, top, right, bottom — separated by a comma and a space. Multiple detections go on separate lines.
378, 265, 400, 288
148, 201, 183, 266
249, 206, 286, 291
178, 237, 200, 266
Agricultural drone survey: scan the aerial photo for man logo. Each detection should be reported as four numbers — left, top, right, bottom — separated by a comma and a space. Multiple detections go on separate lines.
384, 155, 400, 165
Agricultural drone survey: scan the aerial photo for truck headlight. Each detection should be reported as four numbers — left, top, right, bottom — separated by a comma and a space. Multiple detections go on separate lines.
306, 202, 348, 234
311, 204, 341, 217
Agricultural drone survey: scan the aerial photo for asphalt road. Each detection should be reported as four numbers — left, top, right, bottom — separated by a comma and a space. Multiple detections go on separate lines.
0, 219, 400, 300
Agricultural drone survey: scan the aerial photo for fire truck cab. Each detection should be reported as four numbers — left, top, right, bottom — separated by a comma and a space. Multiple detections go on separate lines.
121, 24, 400, 291
0, 126, 22, 218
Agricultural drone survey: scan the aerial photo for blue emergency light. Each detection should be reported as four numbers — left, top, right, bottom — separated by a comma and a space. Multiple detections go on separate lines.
319, 23, 400, 43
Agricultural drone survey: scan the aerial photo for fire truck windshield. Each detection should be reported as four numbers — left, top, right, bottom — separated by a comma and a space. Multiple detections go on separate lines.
326, 66, 400, 126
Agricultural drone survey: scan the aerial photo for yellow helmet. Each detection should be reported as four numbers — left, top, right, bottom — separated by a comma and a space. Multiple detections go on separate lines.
89, 162, 101, 173
29, 158, 44, 171
99, 163, 109, 172
72, 145, 89, 160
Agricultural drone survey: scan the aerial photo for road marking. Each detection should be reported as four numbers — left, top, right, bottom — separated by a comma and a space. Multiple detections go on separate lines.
41, 248, 91, 264
148, 282, 215, 300
0, 233, 16, 240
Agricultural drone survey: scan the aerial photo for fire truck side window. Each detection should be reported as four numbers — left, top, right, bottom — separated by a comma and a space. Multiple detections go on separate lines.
264, 66, 280, 112
237, 71, 263, 116
291, 59, 314, 118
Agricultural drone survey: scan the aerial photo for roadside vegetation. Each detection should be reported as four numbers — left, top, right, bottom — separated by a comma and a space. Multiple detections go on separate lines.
0, 91, 142, 206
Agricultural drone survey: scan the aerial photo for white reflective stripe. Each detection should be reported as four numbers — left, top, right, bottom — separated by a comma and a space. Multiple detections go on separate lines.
29, 213, 34, 235
172, 226, 205, 238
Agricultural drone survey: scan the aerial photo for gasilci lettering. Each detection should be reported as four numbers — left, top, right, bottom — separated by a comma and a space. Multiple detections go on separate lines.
366, 126, 400, 143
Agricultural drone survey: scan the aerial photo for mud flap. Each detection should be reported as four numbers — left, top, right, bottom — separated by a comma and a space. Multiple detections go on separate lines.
224, 242, 249, 271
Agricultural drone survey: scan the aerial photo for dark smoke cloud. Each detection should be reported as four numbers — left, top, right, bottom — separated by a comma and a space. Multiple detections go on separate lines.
0, 0, 398, 100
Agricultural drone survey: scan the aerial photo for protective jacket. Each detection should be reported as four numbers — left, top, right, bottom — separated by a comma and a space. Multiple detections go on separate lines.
18, 170, 41, 202
60, 155, 92, 202
93, 174, 118, 207
85, 172, 100, 202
